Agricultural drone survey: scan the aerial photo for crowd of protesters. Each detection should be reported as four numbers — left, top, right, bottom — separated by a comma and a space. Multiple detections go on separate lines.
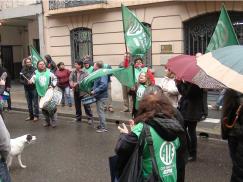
0, 52, 239, 182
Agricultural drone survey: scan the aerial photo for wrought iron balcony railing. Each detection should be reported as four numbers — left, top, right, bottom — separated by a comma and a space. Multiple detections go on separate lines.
49, 0, 107, 10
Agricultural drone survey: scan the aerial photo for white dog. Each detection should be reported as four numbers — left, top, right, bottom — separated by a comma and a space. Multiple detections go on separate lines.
7, 134, 36, 168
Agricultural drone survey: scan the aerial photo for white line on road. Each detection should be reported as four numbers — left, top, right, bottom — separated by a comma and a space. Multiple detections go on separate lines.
202, 118, 220, 124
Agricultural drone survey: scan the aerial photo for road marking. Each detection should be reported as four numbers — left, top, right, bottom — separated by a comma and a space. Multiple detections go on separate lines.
202, 118, 220, 124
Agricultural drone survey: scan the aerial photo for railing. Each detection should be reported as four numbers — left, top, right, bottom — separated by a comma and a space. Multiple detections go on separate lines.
49, 0, 107, 10
0, 0, 40, 10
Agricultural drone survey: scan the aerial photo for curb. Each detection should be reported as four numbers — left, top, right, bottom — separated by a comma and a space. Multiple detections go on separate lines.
12, 106, 129, 124
11, 106, 221, 138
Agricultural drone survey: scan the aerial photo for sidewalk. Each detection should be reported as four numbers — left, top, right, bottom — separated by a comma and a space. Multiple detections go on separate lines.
10, 84, 222, 137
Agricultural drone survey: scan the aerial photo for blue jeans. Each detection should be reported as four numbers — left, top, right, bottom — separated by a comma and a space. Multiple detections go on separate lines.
0, 160, 11, 182
25, 88, 39, 118
216, 89, 226, 107
60, 87, 72, 105
96, 98, 107, 128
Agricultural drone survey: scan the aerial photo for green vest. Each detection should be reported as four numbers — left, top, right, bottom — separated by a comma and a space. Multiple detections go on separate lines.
135, 67, 148, 82
132, 123, 180, 182
35, 69, 51, 97
135, 84, 147, 110
83, 66, 94, 74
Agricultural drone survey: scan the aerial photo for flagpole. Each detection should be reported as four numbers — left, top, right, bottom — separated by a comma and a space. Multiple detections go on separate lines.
121, 4, 128, 53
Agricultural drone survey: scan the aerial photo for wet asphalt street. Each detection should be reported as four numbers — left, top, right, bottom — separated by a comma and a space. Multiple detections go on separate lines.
4, 111, 231, 182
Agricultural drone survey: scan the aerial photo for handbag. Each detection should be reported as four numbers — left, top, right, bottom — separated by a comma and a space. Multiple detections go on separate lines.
119, 123, 163, 182
118, 125, 146, 182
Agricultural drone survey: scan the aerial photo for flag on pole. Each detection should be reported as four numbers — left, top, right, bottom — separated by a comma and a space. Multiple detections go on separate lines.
30, 46, 43, 68
80, 66, 135, 92
121, 4, 151, 57
206, 5, 239, 52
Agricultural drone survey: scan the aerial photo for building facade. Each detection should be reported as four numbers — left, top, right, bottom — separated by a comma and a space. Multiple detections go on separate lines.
42, 0, 243, 101
2, 1, 243, 101
0, 0, 43, 79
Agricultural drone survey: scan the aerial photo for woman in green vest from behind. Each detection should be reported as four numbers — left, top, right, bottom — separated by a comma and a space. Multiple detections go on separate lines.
115, 87, 187, 182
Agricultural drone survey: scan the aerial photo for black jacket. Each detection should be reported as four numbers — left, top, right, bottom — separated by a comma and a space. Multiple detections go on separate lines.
177, 82, 208, 122
115, 113, 187, 182
221, 89, 243, 139
20, 66, 36, 90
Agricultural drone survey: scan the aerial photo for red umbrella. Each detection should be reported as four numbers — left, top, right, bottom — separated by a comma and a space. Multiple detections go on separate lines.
166, 55, 225, 89
166, 55, 199, 82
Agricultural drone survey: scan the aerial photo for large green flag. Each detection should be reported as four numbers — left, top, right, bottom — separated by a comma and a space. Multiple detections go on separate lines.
80, 66, 135, 92
206, 5, 239, 52
121, 4, 151, 56
30, 46, 43, 68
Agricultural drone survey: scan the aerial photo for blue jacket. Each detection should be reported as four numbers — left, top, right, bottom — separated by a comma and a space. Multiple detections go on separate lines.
93, 75, 108, 100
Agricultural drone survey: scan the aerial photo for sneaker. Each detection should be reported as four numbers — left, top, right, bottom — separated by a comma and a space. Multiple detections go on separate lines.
123, 109, 130, 112
96, 128, 108, 133
52, 125, 57, 128
25, 117, 33, 121
68, 103, 72, 107
108, 107, 114, 112
43, 123, 50, 127
88, 119, 92, 125
211, 105, 219, 110
33, 117, 39, 122
96, 125, 102, 129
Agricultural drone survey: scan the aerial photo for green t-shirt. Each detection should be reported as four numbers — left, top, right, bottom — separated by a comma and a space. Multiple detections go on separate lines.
35, 69, 51, 97
135, 84, 147, 110
132, 123, 180, 182
83, 66, 94, 74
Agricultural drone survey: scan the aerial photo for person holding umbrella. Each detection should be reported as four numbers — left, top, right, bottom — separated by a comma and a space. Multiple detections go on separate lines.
221, 89, 243, 182
176, 81, 208, 161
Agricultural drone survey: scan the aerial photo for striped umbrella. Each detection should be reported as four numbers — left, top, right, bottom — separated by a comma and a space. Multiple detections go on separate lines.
197, 45, 243, 93
166, 55, 225, 89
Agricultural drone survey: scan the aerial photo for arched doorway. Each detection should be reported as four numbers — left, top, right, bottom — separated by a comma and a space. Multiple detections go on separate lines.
184, 11, 243, 55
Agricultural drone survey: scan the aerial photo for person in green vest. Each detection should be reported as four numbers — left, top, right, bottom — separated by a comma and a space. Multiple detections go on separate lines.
134, 57, 155, 84
83, 56, 94, 74
29, 60, 58, 128
115, 88, 187, 182
129, 72, 152, 117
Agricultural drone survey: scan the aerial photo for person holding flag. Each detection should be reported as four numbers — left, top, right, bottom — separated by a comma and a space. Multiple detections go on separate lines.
29, 60, 58, 128
20, 57, 39, 121
69, 60, 93, 124
83, 56, 94, 74
91, 61, 109, 133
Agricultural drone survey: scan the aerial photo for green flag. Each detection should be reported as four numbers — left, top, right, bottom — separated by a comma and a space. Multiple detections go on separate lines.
121, 4, 151, 56
206, 5, 239, 52
80, 66, 135, 92
30, 46, 43, 68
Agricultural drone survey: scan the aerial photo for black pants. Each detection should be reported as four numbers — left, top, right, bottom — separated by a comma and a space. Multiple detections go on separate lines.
74, 92, 93, 121
25, 88, 39, 118
185, 121, 198, 157
228, 136, 243, 182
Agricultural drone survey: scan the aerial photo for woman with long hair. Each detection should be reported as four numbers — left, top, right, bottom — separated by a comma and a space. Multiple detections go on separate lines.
115, 87, 187, 182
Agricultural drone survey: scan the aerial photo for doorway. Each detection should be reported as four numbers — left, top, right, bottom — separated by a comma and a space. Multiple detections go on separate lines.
1, 46, 14, 79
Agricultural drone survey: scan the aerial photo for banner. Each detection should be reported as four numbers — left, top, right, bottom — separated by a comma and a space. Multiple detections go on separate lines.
80, 66, 135, 92
30, 46, 43, 68
206, 5, 239, 52
122, 4, 151, 56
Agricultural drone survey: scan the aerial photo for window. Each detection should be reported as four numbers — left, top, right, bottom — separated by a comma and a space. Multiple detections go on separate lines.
70, 27, 93, 64
142, 22, 152, 67
184, 12, 243, 55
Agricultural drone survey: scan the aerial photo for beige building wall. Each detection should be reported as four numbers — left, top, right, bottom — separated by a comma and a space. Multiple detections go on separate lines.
44, 0, 243, 101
